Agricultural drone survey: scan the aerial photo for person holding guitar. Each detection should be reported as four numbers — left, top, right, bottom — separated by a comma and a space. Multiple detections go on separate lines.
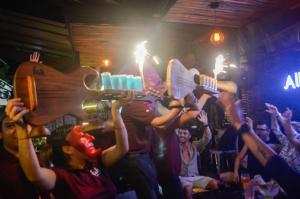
5, 96, 130, 199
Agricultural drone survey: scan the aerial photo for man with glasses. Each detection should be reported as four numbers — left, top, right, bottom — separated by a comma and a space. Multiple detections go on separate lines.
233, 119, 280, 182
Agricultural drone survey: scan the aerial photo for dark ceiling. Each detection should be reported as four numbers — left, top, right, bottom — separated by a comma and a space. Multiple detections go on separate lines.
0, 0, 175, 24
1, 0, 300, 71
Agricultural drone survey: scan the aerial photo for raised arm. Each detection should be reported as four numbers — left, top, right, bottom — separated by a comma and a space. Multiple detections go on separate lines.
219, 93, 300, 199
218, 93, 276, 166
101, 99, 129, 168
192, 110, 212, 151
280, 108, 300, 153
265, 103, 287, 145
233, 145, 248, 182
179, 93, 211, 126
5, 98, 56, 191
151, 100, 182, 128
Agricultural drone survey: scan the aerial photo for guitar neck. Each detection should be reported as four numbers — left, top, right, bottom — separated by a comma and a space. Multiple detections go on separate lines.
98, 90, 162, 102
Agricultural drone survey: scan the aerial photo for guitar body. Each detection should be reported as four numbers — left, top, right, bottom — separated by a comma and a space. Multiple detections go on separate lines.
167, 59, 199, 99
14, 62, 99, 126
166, 59, 238, 99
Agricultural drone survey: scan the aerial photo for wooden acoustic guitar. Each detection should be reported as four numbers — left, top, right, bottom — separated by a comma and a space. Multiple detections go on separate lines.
14, 62, 161, 126
14, 61, 237, 126
14, 62, 100, 126
166, 59, 237, 99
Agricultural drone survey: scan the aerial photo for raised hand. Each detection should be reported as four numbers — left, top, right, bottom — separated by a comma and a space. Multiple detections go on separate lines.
113, 91, 134, 111
245, 117, 253, 129
29, 51, 40, 63
282, 107, 292, 122
5, 98, 28, 123
265, 103, 280, 117
197, 110, 208, 125
147, 87, 162, 98
5, 98, 49, 138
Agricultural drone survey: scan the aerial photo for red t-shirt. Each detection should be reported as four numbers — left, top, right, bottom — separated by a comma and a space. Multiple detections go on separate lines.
0, 146, 39, 199
52, 167, 116, 199
121, 100, 156, 153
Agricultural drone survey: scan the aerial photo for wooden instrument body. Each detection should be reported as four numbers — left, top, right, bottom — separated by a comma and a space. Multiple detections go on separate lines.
14, 62, 99, 126
14, 60, 238, 126
166, 59, 238, 99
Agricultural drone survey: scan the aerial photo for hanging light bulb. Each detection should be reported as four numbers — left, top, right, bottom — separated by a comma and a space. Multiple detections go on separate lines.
209, 1, 225, 46
210, 31, 225, 46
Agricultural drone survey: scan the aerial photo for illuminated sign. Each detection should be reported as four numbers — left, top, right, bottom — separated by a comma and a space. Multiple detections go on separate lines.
284, 71, 300, 90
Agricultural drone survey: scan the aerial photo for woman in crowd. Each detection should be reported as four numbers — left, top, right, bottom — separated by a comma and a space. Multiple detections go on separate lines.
5, 97, 129, 199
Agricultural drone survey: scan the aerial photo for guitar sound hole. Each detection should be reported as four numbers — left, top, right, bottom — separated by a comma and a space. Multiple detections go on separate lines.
84, 74, 98, 89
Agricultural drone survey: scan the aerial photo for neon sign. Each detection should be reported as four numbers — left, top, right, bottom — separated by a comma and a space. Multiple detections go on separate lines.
284, 71, 300, 90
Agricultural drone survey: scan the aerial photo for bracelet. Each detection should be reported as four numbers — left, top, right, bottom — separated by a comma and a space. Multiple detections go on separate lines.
237, 123, 251, 135
204, 124, 209, 128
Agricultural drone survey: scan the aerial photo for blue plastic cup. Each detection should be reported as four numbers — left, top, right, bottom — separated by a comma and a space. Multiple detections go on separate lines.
110, 75, 120, 90
133, 76, 143, 91
101, 72, 111, 90
119, 75, 127, 90
126, 75, 134, 90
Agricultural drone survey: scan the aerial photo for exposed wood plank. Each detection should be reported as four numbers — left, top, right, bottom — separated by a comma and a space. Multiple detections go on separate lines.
163, 0, 287, 27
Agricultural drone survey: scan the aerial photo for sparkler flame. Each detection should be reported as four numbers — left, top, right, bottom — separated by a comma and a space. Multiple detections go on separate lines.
134, 40, 148, 73
213, 54, 237, 79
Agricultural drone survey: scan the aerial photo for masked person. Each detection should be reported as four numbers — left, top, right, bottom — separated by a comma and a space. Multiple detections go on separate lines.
5, 97, 129, 199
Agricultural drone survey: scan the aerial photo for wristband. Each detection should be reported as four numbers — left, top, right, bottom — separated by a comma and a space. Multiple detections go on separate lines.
237, 123, 251, 135
204, 124, 209, 128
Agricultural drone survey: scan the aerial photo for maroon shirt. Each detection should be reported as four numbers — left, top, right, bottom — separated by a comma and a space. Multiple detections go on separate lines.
0, 146, 39, 199
152, 117, 181, 176
52, 167, 116, 199
121, 101, 156, 153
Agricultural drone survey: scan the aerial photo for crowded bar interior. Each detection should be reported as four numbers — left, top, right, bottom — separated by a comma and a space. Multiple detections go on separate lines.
0, 0, 300, 199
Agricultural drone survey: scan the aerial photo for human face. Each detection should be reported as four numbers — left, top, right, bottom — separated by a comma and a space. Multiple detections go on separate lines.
178, 129, 191, 144
66, 125, 100, 159
255, 124, 270, 142
0, 117, 18, 152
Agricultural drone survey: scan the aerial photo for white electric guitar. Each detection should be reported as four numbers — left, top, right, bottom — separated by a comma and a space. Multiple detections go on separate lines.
166, 59, 237, 99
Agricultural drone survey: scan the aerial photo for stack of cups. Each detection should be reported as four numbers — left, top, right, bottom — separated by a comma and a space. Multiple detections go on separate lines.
101, 72, 112, 90
100, 72, 143, 91
198, 75, 217, 91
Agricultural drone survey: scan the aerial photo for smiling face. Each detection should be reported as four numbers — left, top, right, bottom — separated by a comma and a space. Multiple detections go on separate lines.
0, 117, 18, 152
66, 125, 100, 159
178, 128, 191, 144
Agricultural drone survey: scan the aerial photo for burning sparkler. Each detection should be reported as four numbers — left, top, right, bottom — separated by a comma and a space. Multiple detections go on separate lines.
213, 54, 237, 79
134, 40, 148, 89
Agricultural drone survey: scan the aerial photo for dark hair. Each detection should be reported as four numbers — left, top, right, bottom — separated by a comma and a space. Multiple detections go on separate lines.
48, 125, 73, 168
178, 127, 190, 133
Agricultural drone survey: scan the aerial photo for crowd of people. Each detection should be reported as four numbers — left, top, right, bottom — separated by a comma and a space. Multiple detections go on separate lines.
0, 51, 300, 199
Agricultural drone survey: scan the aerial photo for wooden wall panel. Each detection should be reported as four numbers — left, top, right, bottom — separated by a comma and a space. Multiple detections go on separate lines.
164, 0, 286, 28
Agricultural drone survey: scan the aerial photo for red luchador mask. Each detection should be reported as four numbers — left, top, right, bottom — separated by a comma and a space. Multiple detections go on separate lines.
66, 125, 101, 159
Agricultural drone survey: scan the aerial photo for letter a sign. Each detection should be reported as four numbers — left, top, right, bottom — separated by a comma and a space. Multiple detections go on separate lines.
284, 71, 300, 90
